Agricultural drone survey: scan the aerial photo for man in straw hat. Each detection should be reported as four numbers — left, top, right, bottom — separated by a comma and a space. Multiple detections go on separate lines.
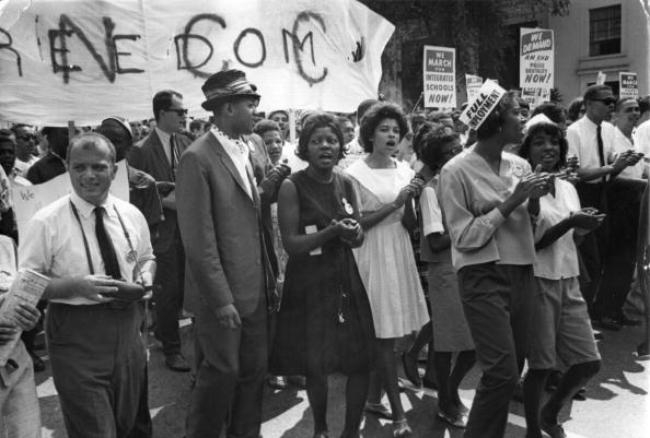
177, 69, 286, 438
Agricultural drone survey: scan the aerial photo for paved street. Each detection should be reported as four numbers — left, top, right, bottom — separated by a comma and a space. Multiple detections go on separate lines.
37, 319, 649, 438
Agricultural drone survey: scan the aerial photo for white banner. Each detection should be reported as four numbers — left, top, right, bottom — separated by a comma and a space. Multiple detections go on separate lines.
423, 45, 456, 109
459, 79, 506, 130
465, 74, 483, 104
0, 0, 394, 126
619, 72, 639, 98
519, 28, 554, 91
12, 160, 129, 237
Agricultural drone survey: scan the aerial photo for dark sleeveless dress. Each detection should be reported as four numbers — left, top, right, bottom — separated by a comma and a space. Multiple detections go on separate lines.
270, 170, 375, 376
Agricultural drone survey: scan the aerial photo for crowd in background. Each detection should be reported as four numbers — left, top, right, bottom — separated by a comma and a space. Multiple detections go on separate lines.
0, 70, 648, 438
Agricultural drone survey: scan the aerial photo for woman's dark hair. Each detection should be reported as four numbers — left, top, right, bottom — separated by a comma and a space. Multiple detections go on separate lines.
519, 122, 568, 171
567, 97, 584, 122
359, 102, 409, 153
253, 119, 280, 137
531, 102, 567, 125
419, 130, 460, 170
475, 91, 518, 140
412, 122, 445, 159
296, 112, 345, 161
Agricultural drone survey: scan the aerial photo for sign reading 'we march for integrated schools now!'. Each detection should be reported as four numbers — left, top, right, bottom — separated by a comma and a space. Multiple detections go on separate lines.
423, 46, 456, 109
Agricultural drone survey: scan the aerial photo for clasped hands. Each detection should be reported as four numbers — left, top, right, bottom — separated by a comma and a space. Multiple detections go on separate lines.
330, 217, 362, 244
260, 163, 291, 195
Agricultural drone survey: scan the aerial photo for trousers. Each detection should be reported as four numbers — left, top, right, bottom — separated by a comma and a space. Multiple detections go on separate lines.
457, 263, 534, 438
46, 302, 148, 438
186, 293, 268, 438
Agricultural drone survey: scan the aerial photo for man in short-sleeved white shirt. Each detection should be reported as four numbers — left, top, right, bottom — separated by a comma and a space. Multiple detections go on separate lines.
19, 133, 156, 438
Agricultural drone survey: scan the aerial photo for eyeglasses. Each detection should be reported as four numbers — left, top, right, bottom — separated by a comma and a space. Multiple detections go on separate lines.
166, 108, 188, 116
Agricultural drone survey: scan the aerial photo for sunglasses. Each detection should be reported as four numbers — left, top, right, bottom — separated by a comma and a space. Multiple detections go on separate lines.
17, 134, 35, 141
593, 98, 616, 106
166, 108, 188, 116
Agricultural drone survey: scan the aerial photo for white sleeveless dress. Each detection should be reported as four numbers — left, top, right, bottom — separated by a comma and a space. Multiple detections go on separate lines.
346, 159, 429, 339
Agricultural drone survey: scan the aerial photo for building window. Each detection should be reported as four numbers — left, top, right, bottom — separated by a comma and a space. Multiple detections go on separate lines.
589, 5, 621, 56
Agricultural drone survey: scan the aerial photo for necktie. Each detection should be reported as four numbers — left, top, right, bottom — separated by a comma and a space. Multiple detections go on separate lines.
596, 124, 606, 183
170, 134, 179, 181
95, 207, 121, 279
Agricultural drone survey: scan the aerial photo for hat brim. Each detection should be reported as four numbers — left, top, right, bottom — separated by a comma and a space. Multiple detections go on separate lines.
202, 92, 261, 111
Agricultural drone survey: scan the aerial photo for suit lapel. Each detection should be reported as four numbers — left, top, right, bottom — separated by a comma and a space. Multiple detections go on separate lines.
210, 135, 255, 204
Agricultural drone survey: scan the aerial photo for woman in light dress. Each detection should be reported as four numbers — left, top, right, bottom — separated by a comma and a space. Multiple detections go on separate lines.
345, 102, 429, 437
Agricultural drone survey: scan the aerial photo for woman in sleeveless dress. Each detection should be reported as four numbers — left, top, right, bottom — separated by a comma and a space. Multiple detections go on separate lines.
345, 102, 429, 437
270, 113, 374, 438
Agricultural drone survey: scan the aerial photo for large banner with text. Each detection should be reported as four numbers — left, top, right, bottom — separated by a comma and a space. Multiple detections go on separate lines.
0, 0, 394, 125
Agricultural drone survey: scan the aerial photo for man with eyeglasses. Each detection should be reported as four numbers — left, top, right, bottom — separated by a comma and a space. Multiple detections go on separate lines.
128, 90, 192, 372
566, 85, 640, 328
10, 124, 38, 177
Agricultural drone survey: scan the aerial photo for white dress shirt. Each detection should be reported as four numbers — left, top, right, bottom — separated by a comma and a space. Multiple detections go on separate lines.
533, 179, 581, 280
13, 156, 37, 177
566, 117, 616, 184
19, 192, 154, 305
211, 128, 253, 198
633, 119, 650, 155
613, 127, 645, 179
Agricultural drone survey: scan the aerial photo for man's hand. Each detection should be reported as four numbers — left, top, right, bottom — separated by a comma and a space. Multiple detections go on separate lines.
155, 181, 176, 197
47, 275, 119, 302
214, 304, 241, 329
612, 153, 631, 172
100, 281, 145, 303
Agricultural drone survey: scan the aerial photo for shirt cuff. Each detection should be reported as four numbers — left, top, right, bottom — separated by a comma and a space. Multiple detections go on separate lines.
482, 208, 506, 229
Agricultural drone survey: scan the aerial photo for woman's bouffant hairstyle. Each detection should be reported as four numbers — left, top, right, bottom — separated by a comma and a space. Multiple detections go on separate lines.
359, 102, 409, 153
253, 119, 280, 137
518, 122, 568, 171
296, 112, 345, 162
418, 130, 460, 170
475, 91, 519, 141
567, 97, 584, 122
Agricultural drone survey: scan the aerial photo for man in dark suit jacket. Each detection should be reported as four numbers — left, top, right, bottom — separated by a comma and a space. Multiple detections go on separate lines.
127, 90, 192, 372
177, 70, 288, 438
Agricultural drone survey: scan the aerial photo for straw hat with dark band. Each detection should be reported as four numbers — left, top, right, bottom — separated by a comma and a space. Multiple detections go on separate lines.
201, 69, 261, 111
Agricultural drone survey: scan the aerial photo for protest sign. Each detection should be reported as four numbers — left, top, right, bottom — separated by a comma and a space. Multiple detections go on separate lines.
520, 28, 554, 91
423, 45, 456, 109
596, 71, 607, 85
619, 72, 639, 98
521, 87, 550, 107
459, 80, 506, 130
465, 74, 483, 104
0, 0, 393, 125
12, 161, 129, 237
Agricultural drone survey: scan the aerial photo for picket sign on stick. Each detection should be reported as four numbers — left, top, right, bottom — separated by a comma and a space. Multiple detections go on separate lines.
619, 72, 639, 99
422, 45, 456, 109
519, 27, 554, 107
0, 0, 394, 126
